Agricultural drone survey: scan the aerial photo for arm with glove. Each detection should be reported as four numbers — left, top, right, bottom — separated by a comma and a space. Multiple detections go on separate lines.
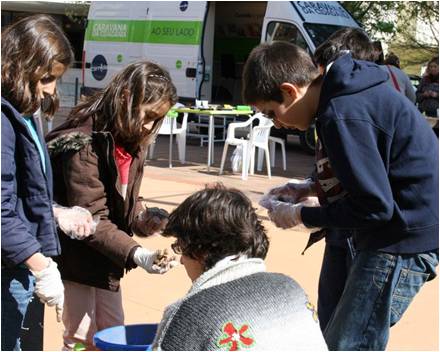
25, 254, 64, 322
265, 178, 317, 203
53, 203, 98, 240
60, 144, 177, 275
130, 201, 178, 273
260, 178, 320, 229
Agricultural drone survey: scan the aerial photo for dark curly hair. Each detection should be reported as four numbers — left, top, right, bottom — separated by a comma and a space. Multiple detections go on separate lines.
164, 183, 269, 270
313, 27, 374, 67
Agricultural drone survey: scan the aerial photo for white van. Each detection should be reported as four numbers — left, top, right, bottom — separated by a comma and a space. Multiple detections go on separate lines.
82, 1, 359, 152
83, 1, 358, 100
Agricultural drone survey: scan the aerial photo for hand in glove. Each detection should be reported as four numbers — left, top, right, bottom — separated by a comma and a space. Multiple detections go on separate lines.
268, 197, 320, 229
132, 207, 169, 237
54, 205, 98, 240
265, 178, 316, 204
133, 247, 179, 274
31, 258, 64, 322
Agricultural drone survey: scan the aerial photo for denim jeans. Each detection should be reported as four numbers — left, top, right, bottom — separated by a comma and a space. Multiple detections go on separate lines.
323, 249, 438, 351
1, 266, 36, 351
318, 242, 355, 332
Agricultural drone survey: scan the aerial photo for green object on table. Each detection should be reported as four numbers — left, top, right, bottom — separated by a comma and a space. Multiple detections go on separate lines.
236, 105, 252, 111
167, 110, 178, 118
73, 342, 86, 351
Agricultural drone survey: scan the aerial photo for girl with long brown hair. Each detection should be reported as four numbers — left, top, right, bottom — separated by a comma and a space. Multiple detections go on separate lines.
46, 61, 178, 350
2, 15, 94, 350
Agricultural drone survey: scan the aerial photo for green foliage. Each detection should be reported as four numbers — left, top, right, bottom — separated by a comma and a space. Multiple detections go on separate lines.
376, 21, 394, 34
65, 1, 90, 28
342, 1, 439, 42
342, 1, 438, 72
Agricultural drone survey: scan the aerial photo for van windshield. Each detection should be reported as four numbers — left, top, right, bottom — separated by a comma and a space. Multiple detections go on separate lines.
304, 23, 348, 47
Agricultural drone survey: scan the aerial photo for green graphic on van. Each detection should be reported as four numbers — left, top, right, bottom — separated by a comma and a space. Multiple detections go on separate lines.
176, 60, 182, 69
116, 54, 123, 63
85, 20, 202, 45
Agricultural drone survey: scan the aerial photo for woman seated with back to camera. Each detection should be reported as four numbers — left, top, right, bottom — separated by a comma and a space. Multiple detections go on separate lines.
152, 183, 327, 351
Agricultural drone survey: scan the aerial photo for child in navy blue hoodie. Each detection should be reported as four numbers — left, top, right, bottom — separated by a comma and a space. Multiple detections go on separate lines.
242, 41, 438, 350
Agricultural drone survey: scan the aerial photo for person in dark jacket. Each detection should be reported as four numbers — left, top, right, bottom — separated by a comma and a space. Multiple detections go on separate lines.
416, 56, 439, 117
1, 15, 94, 351
46, 61, 178, 350
283, 27, 372, 332
242, 41, 438, 350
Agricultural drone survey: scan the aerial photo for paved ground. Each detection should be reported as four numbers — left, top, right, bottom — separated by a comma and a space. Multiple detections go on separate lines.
42, 109, 438, 350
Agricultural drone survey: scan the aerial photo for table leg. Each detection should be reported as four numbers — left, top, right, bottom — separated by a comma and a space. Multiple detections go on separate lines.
169, 120, 173, 168
207, 115, 213, 171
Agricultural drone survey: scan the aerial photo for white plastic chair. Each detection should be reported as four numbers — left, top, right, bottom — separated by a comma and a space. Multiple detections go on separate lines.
148, 103, 188, 163
249, 114, 273, 178
257, 136, 287, 171
219, 113, 273, 180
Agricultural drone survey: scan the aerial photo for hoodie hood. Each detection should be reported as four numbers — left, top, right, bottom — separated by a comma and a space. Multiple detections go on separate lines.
318, 53, 389, 113
46, 114, 94, 143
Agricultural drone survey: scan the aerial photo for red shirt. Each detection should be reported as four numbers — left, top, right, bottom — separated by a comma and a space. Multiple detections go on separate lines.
114, 144, 132, 198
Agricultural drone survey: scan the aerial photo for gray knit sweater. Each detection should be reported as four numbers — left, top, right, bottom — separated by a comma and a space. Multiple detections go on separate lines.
153, 256, 327, 350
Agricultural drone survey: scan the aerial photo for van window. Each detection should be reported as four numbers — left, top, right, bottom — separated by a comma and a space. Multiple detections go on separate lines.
266, 21, 308, 50
303, 23, 346, 47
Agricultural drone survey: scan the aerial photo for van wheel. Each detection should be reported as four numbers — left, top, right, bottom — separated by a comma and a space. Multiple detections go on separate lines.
299, 125, 316, 155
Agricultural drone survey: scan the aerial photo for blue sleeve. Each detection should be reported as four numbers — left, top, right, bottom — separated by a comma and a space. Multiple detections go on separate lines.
403, 74, 416, 104
1, 113, 41, 266
302, 117, 394, 230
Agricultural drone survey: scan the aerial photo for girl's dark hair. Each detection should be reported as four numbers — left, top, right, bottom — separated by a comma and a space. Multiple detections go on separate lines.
68, 61, 177, 152
164, 183, 269, 271
313, 27, 374, 67
384, 52, 400, 68
242, 41, 320, 104
372, 41, 384, 65
428, 56, 439, 67
1, 15, 73, 117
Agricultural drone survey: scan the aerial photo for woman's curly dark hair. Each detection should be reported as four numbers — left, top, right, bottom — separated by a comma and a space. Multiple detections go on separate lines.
164, 183, 269, 270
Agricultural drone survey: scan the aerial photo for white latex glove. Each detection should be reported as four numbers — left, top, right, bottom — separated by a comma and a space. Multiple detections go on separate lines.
133, 247, 179, 274
267, 197, 320, 229
54, 206, 98, 240
31, 258, 64, 322
264, 178, 316, 204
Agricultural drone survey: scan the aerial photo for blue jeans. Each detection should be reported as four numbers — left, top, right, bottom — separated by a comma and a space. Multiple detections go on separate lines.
323, 250, 438, 351
1, 266, 36, 351
318, 241, 355, 332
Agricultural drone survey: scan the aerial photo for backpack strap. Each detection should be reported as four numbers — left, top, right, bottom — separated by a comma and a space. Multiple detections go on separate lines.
387, 65, 401, 92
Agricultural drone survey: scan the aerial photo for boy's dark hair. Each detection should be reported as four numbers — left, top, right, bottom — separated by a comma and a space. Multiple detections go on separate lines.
1, 15, 74, 118
164, 183, 269, 270
384, 52, 400, 68
68, 61, 177, 153
242, 41, 320, 104
313, 27, 374, 67
372, 41, 384, 64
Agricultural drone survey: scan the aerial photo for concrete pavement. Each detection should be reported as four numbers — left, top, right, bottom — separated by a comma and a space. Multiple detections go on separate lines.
42, 112, 438, 351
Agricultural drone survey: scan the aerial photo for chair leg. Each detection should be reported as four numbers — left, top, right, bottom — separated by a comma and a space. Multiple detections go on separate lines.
270, 141, 275, 167
176, 133, 186, 164
149, 140, 156, 159
265, 147, 271, 179
219, 142, 229, 175
250, 146, 258, 175
257, 148, 264, 171
281, 141, 287, 171
241, 143, 249, 180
